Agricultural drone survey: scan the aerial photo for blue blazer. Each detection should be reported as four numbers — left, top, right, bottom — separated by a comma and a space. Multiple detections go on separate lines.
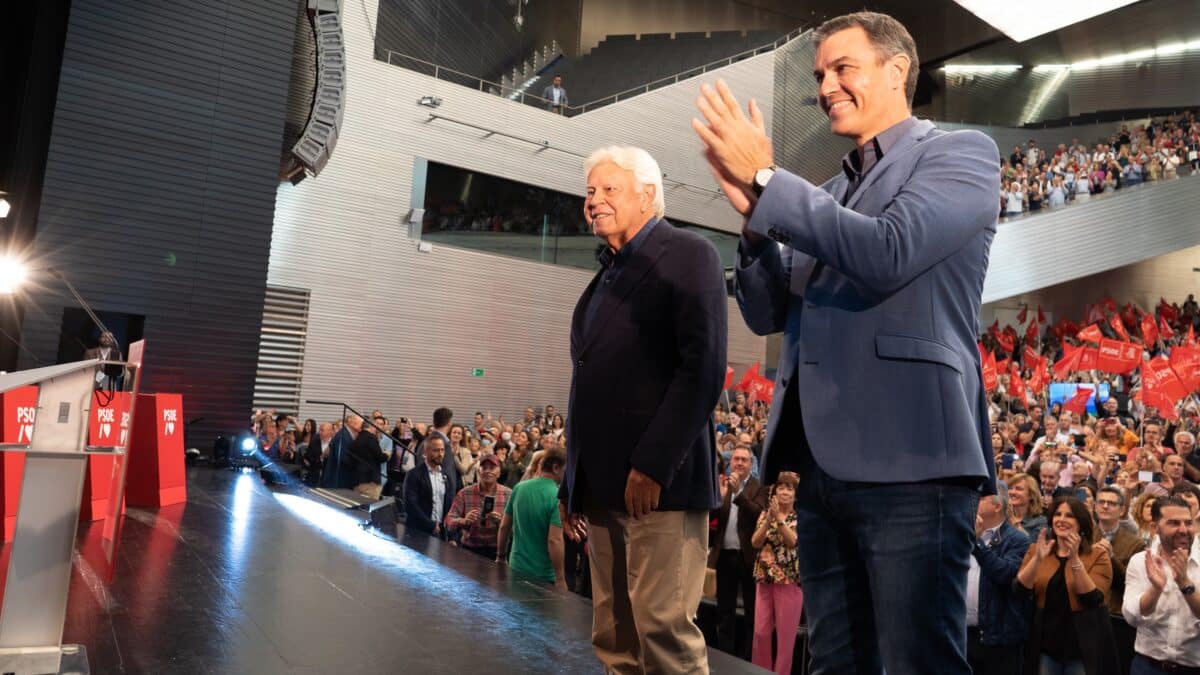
974, 521, 1031, 646
562, 220, 726, 513
736, 119, 999, 490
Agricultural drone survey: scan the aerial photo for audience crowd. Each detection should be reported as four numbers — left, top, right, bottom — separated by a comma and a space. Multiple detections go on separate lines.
999, 110, 1200, 219
248, 291, 1200, 674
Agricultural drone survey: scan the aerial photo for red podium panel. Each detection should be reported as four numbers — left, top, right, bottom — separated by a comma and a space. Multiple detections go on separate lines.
125, 393, 186, 507
80, 392, 133, 521
0, 386, 37, 541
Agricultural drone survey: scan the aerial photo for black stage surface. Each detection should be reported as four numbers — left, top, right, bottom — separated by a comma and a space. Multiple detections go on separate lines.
2, 467, 766, 674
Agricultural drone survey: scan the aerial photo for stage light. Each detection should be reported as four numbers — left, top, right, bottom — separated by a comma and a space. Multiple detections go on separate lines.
0, 192, 10, 219
0, 255, 27, 295
943, 65, 1022, 74
240, 436, 257, 454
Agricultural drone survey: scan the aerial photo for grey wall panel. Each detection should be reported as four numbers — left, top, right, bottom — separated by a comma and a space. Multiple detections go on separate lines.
20, 0, 295, 443
1069, 52, 1200, 117
772, 33, 853, 185
272, 0, 766, 424
983, 177, 1200, 304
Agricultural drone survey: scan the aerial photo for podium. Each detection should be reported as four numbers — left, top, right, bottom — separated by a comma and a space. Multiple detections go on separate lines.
0, 343, 142, 675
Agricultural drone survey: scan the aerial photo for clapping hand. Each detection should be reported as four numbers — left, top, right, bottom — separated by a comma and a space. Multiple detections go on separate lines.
1060, 531, 1082, 559
1166, 547, 1192, 586
719, 474, 730, 501
691, 80, 773, 217
1146, 548, 1169, 591
1094, 537, 1113, 559
1034, 528, 1055, 561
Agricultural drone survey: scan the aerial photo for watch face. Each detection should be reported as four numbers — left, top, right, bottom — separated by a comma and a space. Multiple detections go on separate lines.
755, 168, 774, 185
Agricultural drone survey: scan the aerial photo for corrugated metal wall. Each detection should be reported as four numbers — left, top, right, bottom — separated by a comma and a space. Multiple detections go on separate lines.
20, 0, 295, 443
1068, 52, 1200, 117
772, 32, 853, 185
271, 0, 767, 425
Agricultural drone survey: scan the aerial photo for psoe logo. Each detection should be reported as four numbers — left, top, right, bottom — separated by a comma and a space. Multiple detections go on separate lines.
97, 407, 115, 440
15, 406, 36, 443
163, 409, 178, 436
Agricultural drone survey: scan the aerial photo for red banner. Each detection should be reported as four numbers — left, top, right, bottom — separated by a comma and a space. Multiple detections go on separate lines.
1159, 316, 1175, 340
1141, 314, 1159, 345
1053, 343, 1083, 380
1077, 324, 1103, 343
1063, 387, 1094, 415
723, 366, 734, 391
1037, 305, 1046, 324
1170, 345, 1200, 393
1007, 362, 1026, 401
982, 350, 998, 392
1109, 314, 1130, 341
1143, 356, 1189, 415
1086, 304, 1106, 324
1096, 338, 1141, 375
1016, 306, 1028, 324
735, 363, 759, 392
1025, 318, 1040, 343
1078, 347, 1099, 371
1160, 298, 1178, 324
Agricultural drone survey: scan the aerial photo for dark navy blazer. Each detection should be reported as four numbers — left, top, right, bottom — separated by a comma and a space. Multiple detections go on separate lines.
562, 220, 727, 513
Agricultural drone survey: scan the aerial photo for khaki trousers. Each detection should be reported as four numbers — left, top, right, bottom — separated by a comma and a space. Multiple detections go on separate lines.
585, 508, 709, 675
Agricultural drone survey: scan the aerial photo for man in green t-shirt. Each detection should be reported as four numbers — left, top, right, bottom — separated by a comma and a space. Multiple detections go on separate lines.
497, 448, 567, 589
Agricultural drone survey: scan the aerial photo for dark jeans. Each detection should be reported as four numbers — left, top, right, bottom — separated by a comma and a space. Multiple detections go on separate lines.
967, 627, 1023, 675
715, 548, 756, 658
564, 532, 591, 598
788, 444, 978, 675
1113, 615, 1137, 675
1131, 654, 1200, 675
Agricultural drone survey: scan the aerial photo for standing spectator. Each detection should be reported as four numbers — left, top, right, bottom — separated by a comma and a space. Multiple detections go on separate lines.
560, 144, 725, 674
1096, 486, 1147, 675
1009, 472, 1048, 540
450, 424, 478, 487
417, 407, 460, 498
1015, 497, 1118, 675
709, 445, 766, 658
445, 453, 510, 560
967, 481, 1031, 675
348, 418, 389, 497
749, 472, 802, 675
403, 435, 451, 537
542, 75, 569, 114
501, 439, 531, 488
1004, 180, 1026, 216
321, 414, 361, 489
303, 422, 334, 487
497, 448, 567, 589
1122, 496, 1200, 674
1027, 139, 1042, 167
1175, 431, 1200, 484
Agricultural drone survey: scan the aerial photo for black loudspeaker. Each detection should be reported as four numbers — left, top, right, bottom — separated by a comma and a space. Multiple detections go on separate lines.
213, 434, 232, 468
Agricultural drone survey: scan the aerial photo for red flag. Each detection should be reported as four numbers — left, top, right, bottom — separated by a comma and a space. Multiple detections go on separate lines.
1159, 316, 1175, 339
1101, 297, 1117, 313
735, 363, 759, 392
1141, 313, 1159, 345
1086, 304, 1106, 324
997, 358, 1011, 375
996, 330, 1015, 354
1109, 314, 1130, 341
1144, 355, 1189, 411
747, 374, 775, 405
982, 350, 998, 392
1159, 298, 1179, 324
1037, 305, 1046, 324
1016, 306, 1028, 324
1077, 324, 1103, 343
1028, 362, 1047, 393
1007, 362, 1026, 401
1121, 303, 1138, 329
1170, 345, 1200, 393
1078, 347, 1099, 371
1023, 345, 1041, 368
1187, 325, 1197, 346
1025, 318, 1040, 343
988, 320, 1000, 338
1053, 343, 1083, 379
1095, 338, 1141, 374
724, 366, 735, 390
1062, 387, 1094, 415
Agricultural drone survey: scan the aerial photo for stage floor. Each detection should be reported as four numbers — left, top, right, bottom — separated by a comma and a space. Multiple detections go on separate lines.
27, 467, 765, 674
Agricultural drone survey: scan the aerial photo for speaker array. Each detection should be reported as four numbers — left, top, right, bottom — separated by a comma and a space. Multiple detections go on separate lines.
292, 1, 345, 176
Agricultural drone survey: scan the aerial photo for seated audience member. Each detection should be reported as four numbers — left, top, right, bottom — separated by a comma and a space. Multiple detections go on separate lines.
1009, 472, 1048, 540
403, 435, 452, 537
1095, 486, 1147, 675
445, 453, 510, 560
709, 444, 765, 658
749, 472, 801, 675
496, 448, 567, 590
348, 418, 390, 497
1015, 496, 1117, 675
967, 481, 1031, 675
1122, 496, 1200, 674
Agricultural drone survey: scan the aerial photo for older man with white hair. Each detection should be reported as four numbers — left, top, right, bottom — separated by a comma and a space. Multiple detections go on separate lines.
560, 145, 726, 674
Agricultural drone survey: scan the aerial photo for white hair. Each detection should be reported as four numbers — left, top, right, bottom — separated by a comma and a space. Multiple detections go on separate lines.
584, 145, 666, 218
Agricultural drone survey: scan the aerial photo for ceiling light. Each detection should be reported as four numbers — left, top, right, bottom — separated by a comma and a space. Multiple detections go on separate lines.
952, 0, 1137, 42
0, 255, 27, 295
0, 192, 9, 219
1155, 43, 1188, 56
942, 64, 1022, 74
1032, 64, 1069, 72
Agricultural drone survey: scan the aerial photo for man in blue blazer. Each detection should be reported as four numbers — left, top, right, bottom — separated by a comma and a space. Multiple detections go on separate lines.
561, 145, 726, 674
693, 11, 999, 675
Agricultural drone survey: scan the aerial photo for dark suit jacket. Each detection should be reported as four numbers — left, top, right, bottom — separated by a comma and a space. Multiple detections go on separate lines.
1105, 524, 1145, 617
403, 462, 451, 535
417, 429, 460, 497
707, 477, 766, 568
562, 219, 727, 513
347, 432, 388, 486
321, 427, 357, 489
736, 119, 999, 491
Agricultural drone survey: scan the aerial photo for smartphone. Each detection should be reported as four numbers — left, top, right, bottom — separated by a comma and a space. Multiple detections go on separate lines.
1001, 453, 1018, 470
482, 494, 496, 516
1073, 434, 1086, 447
1138, 470, 1163, 483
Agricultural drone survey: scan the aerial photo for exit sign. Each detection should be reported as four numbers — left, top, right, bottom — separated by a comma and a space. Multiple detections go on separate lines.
470, 368, 485, 377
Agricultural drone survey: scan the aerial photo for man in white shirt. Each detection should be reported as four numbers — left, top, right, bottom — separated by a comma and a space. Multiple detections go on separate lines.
541, 75, 568, 114
1123, 496, 1200, 673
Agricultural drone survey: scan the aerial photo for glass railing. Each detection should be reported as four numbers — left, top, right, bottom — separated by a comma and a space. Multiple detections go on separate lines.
382, 26, 807, 117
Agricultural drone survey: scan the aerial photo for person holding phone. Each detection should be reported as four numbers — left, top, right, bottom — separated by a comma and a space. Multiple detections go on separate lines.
749, 472, 801, 675
1016, 497, 1118, 675
445, 453, 510, 560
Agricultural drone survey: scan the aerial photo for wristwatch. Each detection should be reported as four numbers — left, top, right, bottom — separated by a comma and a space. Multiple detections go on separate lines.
1182, 584, 1196, 596
752, 165, 777, 197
